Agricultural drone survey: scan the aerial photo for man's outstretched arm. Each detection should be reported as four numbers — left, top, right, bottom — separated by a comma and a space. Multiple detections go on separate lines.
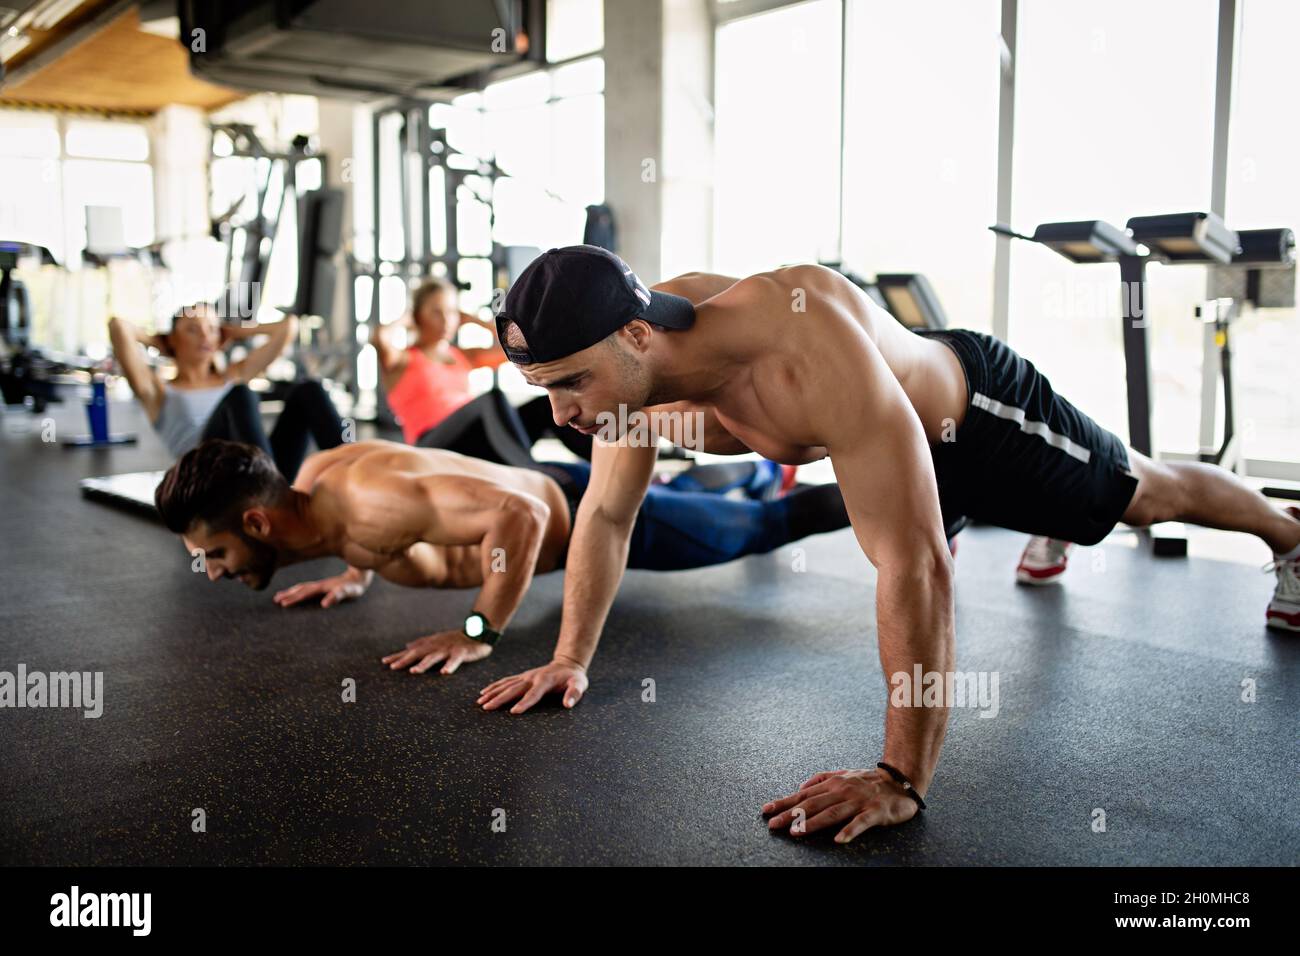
477, 436, 658, 711
373, 472, 550, 675
473, 272, 732, 713
761, 313, 954, 842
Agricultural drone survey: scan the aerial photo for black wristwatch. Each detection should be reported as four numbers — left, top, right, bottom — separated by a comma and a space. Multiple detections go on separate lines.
463, 612, 502, 646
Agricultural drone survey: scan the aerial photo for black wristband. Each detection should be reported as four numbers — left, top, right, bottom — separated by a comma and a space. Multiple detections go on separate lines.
463, 612, 502, 646
877, 762, 927, 811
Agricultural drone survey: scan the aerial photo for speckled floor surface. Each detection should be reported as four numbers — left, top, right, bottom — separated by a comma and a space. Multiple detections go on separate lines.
1, 400, 1296, 866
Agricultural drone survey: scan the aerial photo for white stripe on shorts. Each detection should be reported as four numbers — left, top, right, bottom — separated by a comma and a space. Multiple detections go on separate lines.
971, 392, 1092, 465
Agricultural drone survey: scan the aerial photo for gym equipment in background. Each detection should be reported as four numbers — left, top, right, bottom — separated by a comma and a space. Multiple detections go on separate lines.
990, 213, 1212, 555
875, 273, 950, 331
292, 187, 345, 321
1121, 213, 1239, 478
821, 262, 948, 330
281, 185, 350, 390
583, 204, 617, 253
210, 125, 323, 324
0, 347, 67, 412
83, 206, 128, 259
992, 212, 1296, 552
0, 240, 67, 413
1207, 227, 1298, 502
0, 240, 55, 350
206, 125, 350, 410
1183, 295, 1241, 472
347, 101, 513, 421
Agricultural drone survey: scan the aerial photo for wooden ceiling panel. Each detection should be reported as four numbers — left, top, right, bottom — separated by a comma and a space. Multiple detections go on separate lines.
0, 6, 241, 114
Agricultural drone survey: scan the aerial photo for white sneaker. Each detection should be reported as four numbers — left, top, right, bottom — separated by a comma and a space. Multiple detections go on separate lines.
1266, 508, 1300, 632
1265, 556, 1300, 632
1016, 536, 1074, 586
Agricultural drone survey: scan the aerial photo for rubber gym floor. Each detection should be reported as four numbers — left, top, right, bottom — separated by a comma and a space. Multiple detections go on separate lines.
1, 400, 1296, 866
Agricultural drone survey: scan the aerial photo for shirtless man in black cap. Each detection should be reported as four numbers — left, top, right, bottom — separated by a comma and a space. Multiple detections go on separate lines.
154, 437, 849, 672
478, 244, 1300, 843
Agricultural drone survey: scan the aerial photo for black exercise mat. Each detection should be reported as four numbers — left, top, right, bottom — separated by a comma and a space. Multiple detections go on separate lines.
1, 401, 1295, 865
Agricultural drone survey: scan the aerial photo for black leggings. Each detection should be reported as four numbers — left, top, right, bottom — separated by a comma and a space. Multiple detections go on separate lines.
202, 381, 344, 481
415, 390, 592, 466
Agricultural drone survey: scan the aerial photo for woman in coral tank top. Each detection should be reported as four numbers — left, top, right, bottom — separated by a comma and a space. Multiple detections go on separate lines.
374, 278, 790, 498
373, 279, 592, 465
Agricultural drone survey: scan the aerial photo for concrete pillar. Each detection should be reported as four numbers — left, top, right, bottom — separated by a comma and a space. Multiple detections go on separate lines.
603, 0, 664, 280
660, 0, 713, 281
603, 0, 713, 284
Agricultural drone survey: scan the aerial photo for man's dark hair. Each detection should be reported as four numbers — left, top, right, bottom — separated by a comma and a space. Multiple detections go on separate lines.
155, 439, 290, 534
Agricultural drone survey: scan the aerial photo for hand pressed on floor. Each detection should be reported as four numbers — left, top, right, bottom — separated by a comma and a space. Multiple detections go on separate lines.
762, 768, 920, 843
477, 658, 588, 714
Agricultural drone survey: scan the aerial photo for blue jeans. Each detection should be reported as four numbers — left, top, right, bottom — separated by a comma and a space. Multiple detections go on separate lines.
542, 462, 831, 571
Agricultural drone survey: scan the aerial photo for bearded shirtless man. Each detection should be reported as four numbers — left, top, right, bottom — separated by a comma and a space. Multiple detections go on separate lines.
478, 244, 1300, 844
153, 438, 850, 672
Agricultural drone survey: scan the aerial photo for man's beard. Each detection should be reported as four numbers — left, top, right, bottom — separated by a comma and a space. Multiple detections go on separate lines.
238, 532, 280, 591
610, 343, 659, 409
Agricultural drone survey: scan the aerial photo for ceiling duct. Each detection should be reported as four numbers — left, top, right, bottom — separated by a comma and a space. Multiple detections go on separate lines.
178, 0, 546, 100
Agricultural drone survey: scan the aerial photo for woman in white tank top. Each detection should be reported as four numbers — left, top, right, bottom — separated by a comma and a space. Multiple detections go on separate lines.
108, 303, 343, 479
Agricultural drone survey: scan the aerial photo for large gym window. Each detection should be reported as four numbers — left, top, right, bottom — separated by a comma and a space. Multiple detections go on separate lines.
1226, 0, 1300, 468
64, 120, 150, 162
840, 0, 1001, 333
712, 0, 843, 276
546, 0, 603, 62
0, 111, 155, 272
445, 57, 604, 270
1007, 0, 1219, 450
62, 159, 155, 254
0, 111, 63, 260
350, 55, 605, 408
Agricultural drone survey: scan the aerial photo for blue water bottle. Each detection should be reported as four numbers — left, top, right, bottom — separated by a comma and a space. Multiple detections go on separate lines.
86, 374, 109, 443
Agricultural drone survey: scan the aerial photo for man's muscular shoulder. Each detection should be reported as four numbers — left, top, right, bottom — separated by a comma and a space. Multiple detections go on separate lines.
706, 264, 860, 341
723, 263, 846, 302
305, 446, 413, 514
716, 265, 879, 447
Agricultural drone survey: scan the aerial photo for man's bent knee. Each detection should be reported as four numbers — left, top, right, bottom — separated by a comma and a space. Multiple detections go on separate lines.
1121, 454, 1182, 527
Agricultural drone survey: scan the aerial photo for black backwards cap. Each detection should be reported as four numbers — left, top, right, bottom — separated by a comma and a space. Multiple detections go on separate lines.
496, 245, 696, 364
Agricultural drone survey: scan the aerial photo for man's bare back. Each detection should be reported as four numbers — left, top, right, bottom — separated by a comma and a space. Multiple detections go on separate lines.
293, 441, 572, 588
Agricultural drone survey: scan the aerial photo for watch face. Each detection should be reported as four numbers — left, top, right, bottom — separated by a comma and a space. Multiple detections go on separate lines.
465, 615, 483, 637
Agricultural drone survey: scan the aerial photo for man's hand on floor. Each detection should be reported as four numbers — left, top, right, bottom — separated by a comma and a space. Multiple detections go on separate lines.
762, 768, 919, 843
477, 657, 588, 714
273, 570, 369, 608
382, 630, 492, 675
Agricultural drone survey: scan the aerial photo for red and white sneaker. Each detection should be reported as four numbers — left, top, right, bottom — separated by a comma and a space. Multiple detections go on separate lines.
1265, 508, 1300, 632
1016, 536, 1074, 585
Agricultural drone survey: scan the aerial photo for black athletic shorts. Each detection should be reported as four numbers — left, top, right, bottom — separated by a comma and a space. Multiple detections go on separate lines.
916, 329, 1139, 547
